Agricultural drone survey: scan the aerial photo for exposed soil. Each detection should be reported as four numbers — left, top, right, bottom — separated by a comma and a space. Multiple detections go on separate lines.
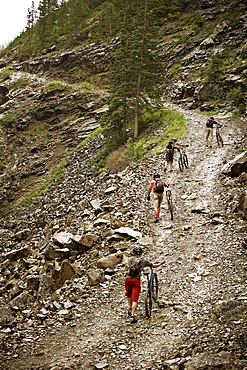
1, 109, 247, 370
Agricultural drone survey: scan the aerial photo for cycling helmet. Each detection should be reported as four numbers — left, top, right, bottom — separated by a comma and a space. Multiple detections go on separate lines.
172, 138, 177, 142
132, 246, 143, 255
210, 116, 214, 120
153, 173, 160, 179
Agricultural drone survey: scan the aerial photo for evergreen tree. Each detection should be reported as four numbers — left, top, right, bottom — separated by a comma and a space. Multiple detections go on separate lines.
102, 0, 164, 145
56, 0, 70, 36
26, 1, 37, 49
35, 0, 59, 49
67, 0, 90, 36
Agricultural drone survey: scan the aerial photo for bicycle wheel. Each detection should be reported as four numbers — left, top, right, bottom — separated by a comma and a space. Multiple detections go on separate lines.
168, 199, 174, 220
183, 153, 189, 168
216, 132, 223, 147
145, 286, 152, 318
152, 273, 158, 302
178, 156, 184, 171
166, 194, 174, 221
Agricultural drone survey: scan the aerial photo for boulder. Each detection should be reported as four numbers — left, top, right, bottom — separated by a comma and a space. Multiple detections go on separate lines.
113, 227, 142, 239
43, 245, 71, 260
10, 291, 35, 308
5, 246, 31, 261
221, 152, 247, 177
50, 260, 76, 292
97, 251, 123, 269
72, 234, 99, 248
52, 231, 74, 246
87, 268, 105, 285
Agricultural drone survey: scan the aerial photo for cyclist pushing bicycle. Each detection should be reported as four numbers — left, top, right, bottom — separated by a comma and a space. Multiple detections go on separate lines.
164, 138, 189, 172
205, 116, 222, 148
125, 246, 165, 323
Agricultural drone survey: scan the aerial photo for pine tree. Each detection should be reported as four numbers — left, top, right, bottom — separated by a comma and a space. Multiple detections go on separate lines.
67, 0, 90, 36
102, 0, 164, 145
26, 1, 37, 49
35, 0, 59, 50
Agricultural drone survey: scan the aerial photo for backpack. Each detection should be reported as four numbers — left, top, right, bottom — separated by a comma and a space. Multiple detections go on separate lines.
154, 179, 164, 193
166, 143, 173, 150
206, 118, 214, 128
129, 257, 142, 276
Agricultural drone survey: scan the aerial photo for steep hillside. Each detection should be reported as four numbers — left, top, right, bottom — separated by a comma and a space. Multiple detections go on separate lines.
0, 109, 246, 370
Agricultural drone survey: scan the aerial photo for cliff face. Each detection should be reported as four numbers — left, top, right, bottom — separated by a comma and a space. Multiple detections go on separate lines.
0, 0, 246, 214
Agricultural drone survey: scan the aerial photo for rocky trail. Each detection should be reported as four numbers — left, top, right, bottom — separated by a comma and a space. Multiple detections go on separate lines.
0, 109, 247, 370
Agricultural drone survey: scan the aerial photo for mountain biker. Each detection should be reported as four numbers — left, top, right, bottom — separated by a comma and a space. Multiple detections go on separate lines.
205, 116, 221, 148
125, 246, 164, 323
147, 173, 169, 223
164, 138, 188, 172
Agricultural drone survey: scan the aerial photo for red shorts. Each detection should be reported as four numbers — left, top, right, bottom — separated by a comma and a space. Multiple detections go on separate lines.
125, 278, 141, 302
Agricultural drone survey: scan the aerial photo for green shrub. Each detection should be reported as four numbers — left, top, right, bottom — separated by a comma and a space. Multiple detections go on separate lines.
79, 82, 92, 90
0, 68, 13, 81
11, 77, 29, 88
179, 13, 204, 30
41, 80, 67, 91
0, 113, 17, 128
94, 148, 110, 170
0, 162, 5, 172
202, 52, 225, 83
227, 87, 246, 115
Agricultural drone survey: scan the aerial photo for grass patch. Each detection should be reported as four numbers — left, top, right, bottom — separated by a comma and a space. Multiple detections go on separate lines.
11, 77, 29, 88
98, 108, 186, 171
79, 82, 93, 90
0, 68, 13, 81
41, 80, 68, 91
0, 113, 18, 129
0, 162, 5, 173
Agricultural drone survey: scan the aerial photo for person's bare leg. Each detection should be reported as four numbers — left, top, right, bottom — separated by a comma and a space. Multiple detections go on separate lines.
127, 296, 132, 309
131, 301, 138, 317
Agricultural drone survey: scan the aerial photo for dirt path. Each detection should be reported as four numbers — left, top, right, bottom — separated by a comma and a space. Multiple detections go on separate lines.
2, 110, 246, 370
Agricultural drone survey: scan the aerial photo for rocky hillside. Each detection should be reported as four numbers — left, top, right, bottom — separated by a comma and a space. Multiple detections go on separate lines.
0, 108, 246, 370
0, 1, 247, 369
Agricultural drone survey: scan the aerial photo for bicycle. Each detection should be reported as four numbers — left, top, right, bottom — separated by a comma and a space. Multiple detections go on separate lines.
166, 189, 174, 221
144, 266, 159, 318
178, 147, 189, 172
215, 124, 223, 147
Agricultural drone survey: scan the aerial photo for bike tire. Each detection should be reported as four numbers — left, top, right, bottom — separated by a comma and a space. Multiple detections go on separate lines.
168, 200, 174, 221
145, 287, 152, 318
167, 195, 173, 221
166, 191, 174, 221
217, 133, 223, 147
183, 153, 189, 168
178, 156, 184, 171
152, 273, 158, 302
